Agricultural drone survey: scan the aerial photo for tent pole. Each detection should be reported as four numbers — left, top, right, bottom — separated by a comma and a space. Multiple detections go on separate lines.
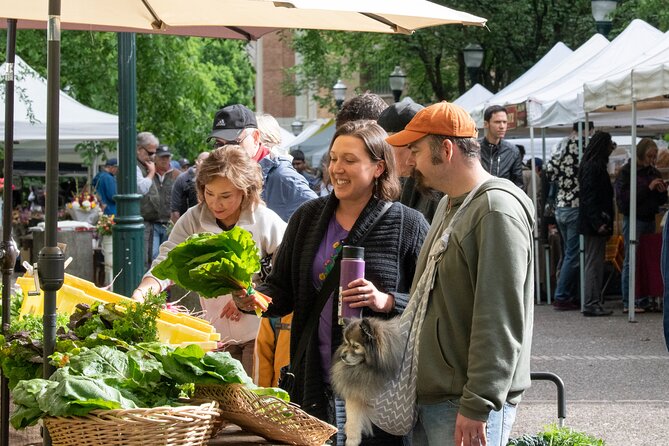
628, 98, 638, 323
578, 121, 585, 312
529, 126, 541, 305
42, 2, 66, 444
0, 19, 18, 446
541, 128, 551, 304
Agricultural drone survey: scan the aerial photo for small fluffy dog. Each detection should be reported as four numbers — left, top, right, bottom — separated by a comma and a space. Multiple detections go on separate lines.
330, 317, 403, 446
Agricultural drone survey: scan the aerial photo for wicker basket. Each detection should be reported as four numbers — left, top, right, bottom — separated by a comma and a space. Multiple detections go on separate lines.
43, 401, 220, 446
195, 384, 337, 446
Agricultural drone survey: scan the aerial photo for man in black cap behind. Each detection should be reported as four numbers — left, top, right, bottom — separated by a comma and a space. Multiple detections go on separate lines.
208, 104, 316, 222
377, 98, 443, 223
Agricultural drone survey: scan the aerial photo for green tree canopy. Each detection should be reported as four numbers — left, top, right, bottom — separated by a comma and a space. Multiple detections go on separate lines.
0, 30, 255, 161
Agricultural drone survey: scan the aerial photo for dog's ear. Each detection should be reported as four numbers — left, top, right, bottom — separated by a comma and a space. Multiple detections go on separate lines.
359, 318, 375, 341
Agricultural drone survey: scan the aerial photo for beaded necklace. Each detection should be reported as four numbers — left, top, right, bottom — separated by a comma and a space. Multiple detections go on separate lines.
318, 239, 344, 282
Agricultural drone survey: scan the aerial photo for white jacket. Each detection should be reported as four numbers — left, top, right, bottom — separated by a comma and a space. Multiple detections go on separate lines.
145, 202, 287, 344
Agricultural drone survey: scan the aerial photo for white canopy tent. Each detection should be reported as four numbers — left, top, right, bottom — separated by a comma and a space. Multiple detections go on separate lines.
526, 19, 665, 128
452, 83, 493, 113
470, 40, 578, 127
583, 31, 669, 114
0, 55, 118, 164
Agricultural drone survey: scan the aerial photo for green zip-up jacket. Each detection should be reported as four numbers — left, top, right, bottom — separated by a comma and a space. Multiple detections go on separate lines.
415, 177, 535, 421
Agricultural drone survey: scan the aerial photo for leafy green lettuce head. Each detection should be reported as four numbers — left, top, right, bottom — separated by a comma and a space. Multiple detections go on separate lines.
152, 227, 261, 298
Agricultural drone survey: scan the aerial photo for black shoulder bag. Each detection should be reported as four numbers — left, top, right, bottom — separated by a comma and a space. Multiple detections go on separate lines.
278, 202, 393, 395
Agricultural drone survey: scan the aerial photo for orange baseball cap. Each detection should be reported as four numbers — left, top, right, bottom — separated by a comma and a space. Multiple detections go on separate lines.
385, 101, 478, 147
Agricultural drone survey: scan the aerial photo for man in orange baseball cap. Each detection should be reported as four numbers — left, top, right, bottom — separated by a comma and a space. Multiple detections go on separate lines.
386, 101, 535, 446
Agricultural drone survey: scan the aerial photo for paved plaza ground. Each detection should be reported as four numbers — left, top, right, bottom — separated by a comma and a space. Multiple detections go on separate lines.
513, 299, 669, 445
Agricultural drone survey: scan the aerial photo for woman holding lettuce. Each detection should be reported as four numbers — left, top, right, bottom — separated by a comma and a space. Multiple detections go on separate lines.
132, 146, 287, 374
234, 120, 428, 445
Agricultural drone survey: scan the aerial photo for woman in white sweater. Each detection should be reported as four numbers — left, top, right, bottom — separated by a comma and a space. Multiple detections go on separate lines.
132, 145, 287, 374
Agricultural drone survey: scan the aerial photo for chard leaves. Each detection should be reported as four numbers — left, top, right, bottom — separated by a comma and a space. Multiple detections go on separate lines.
152, 228, 261, 298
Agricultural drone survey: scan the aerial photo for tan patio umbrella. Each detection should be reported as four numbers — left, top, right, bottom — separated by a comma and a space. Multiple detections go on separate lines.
2, 0, 486, 37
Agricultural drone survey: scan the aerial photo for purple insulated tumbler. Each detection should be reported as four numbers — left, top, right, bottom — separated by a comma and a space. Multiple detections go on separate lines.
339, 245, 365, 323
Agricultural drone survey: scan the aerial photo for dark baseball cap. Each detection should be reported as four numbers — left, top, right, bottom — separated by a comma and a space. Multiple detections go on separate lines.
104, 158, 118, 167
155, 145, 171, 157
207, 104, 257, 142
377, 98, 425, 134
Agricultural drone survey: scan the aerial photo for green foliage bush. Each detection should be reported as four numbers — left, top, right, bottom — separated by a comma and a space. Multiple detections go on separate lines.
508, 424, 605, 446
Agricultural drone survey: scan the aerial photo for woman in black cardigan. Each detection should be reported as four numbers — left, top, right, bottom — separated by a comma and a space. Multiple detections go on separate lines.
236, 120, 428, 445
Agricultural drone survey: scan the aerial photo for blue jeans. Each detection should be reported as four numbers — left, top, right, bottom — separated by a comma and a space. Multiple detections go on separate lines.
554, 207, 580, 302
661, 212, 669, 351
621, 216, 656, 307
412, 400, 517, 446
151, 222, 169, 262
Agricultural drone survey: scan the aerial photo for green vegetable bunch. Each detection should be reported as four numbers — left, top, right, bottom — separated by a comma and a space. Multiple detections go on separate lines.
507, 424, 605, 446
152, 228, 261, 298
0, 314, 70, 389
0, 292, 165, 391
68, 291, 165, 344
11, 343, 289, 429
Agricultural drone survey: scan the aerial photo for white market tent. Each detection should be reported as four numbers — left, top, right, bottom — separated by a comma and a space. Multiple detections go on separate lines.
583, 31, 669, 114
0, 55, 118, 164
452, 83, 493, 113
470, 40, 578, 127
526, 19, 665, 128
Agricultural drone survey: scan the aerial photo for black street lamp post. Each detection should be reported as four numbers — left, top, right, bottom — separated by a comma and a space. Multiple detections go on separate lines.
463, 43, 484, 87
388, 65, 406, 103
333, 79, 347, 110
591, 0, 618, 38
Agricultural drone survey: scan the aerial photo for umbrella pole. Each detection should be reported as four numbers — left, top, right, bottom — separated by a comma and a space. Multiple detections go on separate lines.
0, 18, 18, 446
42, 2, 65, 444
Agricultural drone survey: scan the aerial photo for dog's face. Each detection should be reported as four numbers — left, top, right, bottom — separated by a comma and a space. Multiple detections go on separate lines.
338, 318, 376, 366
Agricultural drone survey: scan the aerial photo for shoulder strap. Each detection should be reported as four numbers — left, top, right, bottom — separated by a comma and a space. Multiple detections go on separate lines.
290, 200, 393, 370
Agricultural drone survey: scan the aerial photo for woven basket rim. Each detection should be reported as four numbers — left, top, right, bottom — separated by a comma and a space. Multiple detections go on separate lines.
44, 400, 219, 421
43, 400, 220, 446
195, 383, 337, 446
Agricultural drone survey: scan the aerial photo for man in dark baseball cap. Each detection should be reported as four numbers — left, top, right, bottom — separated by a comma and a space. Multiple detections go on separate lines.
206, 105, 316, 222
208, 104, 258, 143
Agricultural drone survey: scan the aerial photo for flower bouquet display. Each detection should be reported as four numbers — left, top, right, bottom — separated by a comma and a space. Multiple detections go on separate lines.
66, 192, 101, 226
95, 214, 115, 237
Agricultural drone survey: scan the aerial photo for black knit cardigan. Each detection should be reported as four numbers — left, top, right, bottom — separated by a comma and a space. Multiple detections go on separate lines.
258, 194, 428, 420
